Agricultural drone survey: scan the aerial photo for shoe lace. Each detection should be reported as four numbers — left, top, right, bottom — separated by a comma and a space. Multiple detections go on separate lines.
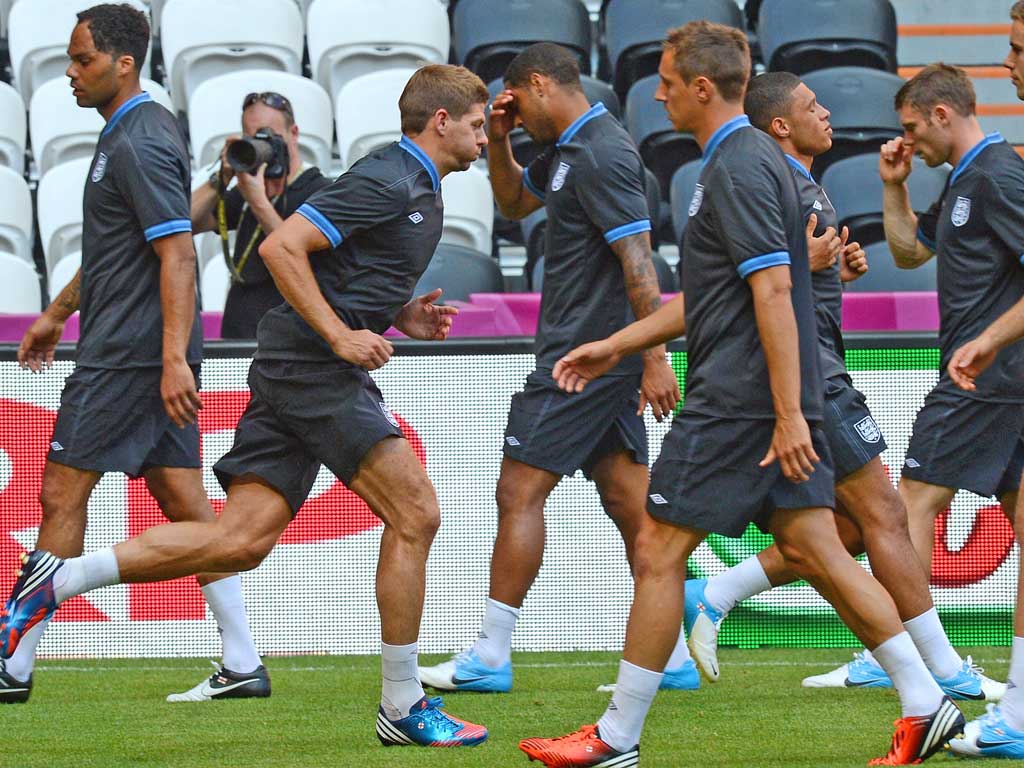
963, 655, 985, 676
419, 697, 460, 735
543, 725, 598, 744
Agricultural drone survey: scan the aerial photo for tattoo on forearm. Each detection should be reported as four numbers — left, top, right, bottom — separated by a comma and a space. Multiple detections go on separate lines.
58, 277, 80, 313
613, 233, 661, 319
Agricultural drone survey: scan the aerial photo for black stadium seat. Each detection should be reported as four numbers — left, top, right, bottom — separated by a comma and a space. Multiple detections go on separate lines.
625, 73, 700, 200
643, 166, 663, 250
758, 0, 897, 75
802, 66, 904, 178
453, 0, 592, 85
603, 0, 743, 100
845, 242, 938, 293
820, 154, 949, 248
668, 159, 702, 247
486, 76, 623, 170
415, 243, 504, 302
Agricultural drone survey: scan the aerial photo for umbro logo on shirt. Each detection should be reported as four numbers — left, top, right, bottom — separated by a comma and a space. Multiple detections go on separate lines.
905, 458, 921, 469
50, 441, 64, 452
649, 493, 668, 504
408, 212, 424, 224
812, 200, 823, 211
506, 436, 521, 446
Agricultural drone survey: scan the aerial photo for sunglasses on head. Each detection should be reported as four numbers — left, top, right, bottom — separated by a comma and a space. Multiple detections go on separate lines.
242, 91, 294, 119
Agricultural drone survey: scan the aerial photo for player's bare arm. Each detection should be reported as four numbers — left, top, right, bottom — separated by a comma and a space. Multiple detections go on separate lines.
949, 294, 1024, 391
553, 293, 686, 393
880, 136, 934, 268
609, 231, 680, 420
486, 91, 544, 220
153, 231, 203, 428
393, 288, 459, 341
17, 270, 81, 373
260, 214, 393, 369
749, 265, 819, 483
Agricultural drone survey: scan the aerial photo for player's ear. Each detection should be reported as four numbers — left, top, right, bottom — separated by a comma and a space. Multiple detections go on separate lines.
770, 116, 790, 139
433, 108, 451, 135
932, 104, 951, 126
116, 53, 136, 78
693, 75, 713, 104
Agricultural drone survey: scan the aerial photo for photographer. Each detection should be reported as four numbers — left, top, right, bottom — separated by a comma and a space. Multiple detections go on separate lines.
192, 91, 330, 338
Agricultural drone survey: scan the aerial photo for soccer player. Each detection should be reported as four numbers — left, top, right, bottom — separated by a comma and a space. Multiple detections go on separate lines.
802, 61, 1024, 691
0, 3, 266, 704
518, 22, 964, 767
0, 63, 491, 747
418, 42, 686, 695
677, 71, 1001, 702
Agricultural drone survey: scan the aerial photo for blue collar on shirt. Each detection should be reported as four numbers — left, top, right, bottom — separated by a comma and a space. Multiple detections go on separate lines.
399, 135, 440, 192
949, 131, 1004, 185
785, 153, 816, 183
557, 102, 608, 147
702, 114, 750, 165
102, 91, 152, 136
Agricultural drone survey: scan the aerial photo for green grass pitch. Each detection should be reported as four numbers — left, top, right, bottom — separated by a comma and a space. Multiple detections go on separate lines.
4, 648, 1018, 767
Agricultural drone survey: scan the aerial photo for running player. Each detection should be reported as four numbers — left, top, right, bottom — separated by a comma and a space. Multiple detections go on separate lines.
519, 22, 963, 767
678, 71, 1001, 702
0, 3, 265, 704
418, 43, 688, 694
798, 61, 1024, 691
0, 63, 491, 748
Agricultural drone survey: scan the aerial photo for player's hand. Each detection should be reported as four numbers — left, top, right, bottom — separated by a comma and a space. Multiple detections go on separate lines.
161, 358, 202, 428
334, 329, 394, 370
487, 91, 518, 142
806, 213, 841, 272
948, 335, 998, 392
760, 414, 819, 483
879, 136, 913, 185
395, 288, 459, 341
217, 135, 240, 186
840, 229, 868, 282
552, 339, 622, 393
17, 312, 65, 373
639, 353, 680, 422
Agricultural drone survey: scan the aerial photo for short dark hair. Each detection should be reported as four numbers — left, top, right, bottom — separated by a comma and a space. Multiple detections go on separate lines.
1012, 1, 1024, 22
744, 72, 802, 133
77, 3, 150, 73
399, 64, 489, 134
664, 21, 750, 103
504, 42, 583, 91
894, 63, 976, 118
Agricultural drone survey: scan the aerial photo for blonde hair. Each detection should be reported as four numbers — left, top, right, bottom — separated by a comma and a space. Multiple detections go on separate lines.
399, 64, 489, 135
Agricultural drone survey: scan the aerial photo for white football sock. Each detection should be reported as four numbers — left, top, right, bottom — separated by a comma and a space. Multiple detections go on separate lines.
999, 637, 1024, 731
53, 548, 120, 604
472, 597, 519, 668
3, 619, 48, 681
903, 608, 962, 680
871, 631, 944, 717
703, 556, 771, 615
201, 575, 261, 674
665, 627, 692, 671
596, 660, 662, 753
381, 641, 425, 720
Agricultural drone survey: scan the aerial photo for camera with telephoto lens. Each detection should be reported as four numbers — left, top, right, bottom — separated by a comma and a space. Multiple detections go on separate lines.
225, 127, 290, 178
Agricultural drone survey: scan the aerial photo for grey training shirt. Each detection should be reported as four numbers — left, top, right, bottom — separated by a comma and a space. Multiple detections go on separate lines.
681, 116, 824, 421
523, 103, 652, 376
78, 92, 201, 368
917, 133, 1024, 402
256, 137, 443, 362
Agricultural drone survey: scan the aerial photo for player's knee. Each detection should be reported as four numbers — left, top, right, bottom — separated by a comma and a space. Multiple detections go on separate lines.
774, 539, 825, 583
391, 491, 440, 545
39, 482, 80, 522
630, 528, 680, 584
230, 533, 276, 572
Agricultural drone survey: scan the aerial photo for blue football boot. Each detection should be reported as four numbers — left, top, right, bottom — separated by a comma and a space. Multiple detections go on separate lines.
376, 695, 488, 747
935, 656, 1006, 702
418, 649, 512, 693
950, 703, 1024, 759
0, 551, 62, 658
685, 578, 725, 682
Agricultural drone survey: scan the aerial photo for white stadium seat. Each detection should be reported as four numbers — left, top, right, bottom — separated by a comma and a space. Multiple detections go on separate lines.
188, 70, 334, 171
307, 0, 449, 106
8, 0, 151, 102
161, 0, 305, 113
36, 156, 90, 278
49, 250, 81, 300
1, 0, 15, 38
30, 77, 172, 175
440, 164, 493, 254
336, 68, 416, 169
0, 166, 34, 265
0, 252, 41, 313
201, 255, 230, 312
0, 82, 27, 173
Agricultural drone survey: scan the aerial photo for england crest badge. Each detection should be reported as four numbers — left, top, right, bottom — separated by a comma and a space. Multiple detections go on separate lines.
551, 162, 570, 191
91, 152, 108, 183
950, 196, 971, 227
854, 415, 881, 444
688, 183, 704, 217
